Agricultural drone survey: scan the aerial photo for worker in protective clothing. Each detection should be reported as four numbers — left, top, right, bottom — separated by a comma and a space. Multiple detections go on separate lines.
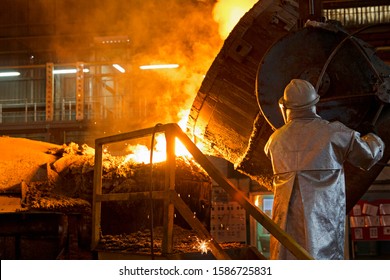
264, 79, 385, 260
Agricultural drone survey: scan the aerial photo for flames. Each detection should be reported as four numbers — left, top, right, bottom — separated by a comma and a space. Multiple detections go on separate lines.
212, 0, 258, 39
119, 1, 256, 165
122, 109, 196, 164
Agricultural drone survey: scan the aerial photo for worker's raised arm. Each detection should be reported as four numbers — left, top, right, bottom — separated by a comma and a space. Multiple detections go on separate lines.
346, 131, 385, 171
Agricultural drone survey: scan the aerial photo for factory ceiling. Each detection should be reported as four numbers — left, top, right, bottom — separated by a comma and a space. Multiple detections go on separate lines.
0, 0, 389, 66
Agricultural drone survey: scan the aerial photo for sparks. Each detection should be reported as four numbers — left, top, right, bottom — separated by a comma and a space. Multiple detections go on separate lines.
194, 238, 210, 254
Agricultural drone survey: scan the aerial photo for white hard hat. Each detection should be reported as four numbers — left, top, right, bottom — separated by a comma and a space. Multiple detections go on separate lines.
279, 79, 320, 109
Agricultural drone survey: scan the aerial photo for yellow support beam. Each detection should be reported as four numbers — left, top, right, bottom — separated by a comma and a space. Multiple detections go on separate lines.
162, 125, 176, 254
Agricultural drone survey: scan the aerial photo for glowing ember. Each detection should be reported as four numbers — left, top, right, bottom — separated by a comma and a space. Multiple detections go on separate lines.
194, 238, 210, 254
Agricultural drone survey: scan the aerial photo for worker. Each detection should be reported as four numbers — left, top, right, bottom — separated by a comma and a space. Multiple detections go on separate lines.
264, 79, 385, 260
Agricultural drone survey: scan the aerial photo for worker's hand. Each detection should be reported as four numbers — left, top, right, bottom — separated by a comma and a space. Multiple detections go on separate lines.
358, 122, 378, 135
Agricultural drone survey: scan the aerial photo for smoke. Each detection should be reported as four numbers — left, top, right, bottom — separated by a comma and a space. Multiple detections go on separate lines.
109, 0, 258, 133
88, 0, 224, 134
29, 0, 257, 139
135, 1, 224, 127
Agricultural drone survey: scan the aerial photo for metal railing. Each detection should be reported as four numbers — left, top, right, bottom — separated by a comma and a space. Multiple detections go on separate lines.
0, 62, 127, 124
323, 4, 390, 27
0, 95, 124, 124
91, 123, 313, 260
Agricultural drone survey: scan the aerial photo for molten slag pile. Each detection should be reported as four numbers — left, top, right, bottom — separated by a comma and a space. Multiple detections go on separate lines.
0, 136, 215, 254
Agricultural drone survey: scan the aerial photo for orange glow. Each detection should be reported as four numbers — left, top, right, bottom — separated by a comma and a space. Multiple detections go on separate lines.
194, 238, 210, 254
118, 1, 255, 165
122, 144, 151, 164
254, 195, 260, 207
122, 109, 200, 164
212, 0, 257, 39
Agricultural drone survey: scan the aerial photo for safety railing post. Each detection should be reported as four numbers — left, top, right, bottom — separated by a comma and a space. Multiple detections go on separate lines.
162, 124, 176, 254
91, 141, 103, 249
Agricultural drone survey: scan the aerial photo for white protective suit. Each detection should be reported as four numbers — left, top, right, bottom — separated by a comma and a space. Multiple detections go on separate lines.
264, 107, 384, 260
